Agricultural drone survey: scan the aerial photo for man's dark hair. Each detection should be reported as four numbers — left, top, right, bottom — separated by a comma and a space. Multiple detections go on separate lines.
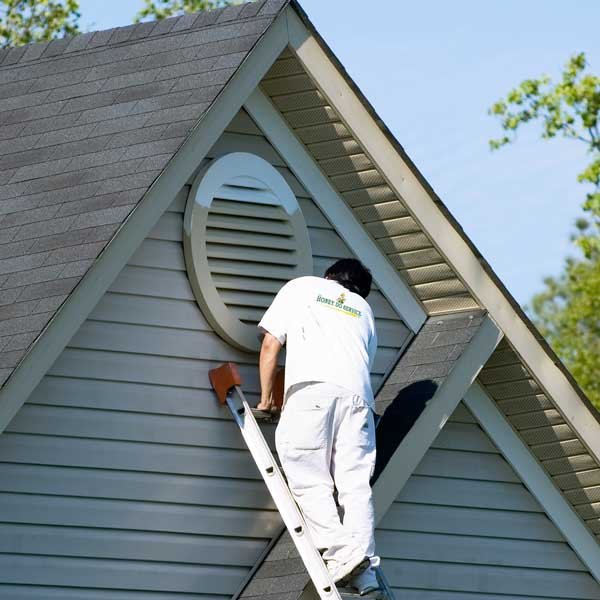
325, 258, 372, 299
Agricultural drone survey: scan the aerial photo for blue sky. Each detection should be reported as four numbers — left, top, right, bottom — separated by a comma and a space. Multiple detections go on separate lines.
79, 0, 600, 306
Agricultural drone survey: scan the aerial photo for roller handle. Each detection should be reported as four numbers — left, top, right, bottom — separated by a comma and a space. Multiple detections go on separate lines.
209, 363, 242, 405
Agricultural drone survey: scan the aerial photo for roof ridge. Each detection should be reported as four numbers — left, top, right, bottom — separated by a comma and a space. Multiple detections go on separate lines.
0, 0, 274, 70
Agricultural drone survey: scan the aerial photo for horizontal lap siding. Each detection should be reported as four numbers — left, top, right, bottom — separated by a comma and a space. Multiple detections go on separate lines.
376, 402, 600, 599
0, 110, 409, 597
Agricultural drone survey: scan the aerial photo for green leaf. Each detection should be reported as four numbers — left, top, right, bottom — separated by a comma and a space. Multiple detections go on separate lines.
133, 0, 244, 22
490, 51, 600, 409
0, 0, 80, 48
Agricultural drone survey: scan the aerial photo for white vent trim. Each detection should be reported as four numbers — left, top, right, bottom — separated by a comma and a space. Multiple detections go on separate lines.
184, 152, 313, 352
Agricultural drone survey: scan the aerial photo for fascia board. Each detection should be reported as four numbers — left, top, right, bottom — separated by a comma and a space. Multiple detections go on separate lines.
372, 314, 503, 522
285, 6, 600, 466
0, 13, 289, 434
244, 88, 427, 333
464, 382, 600, 583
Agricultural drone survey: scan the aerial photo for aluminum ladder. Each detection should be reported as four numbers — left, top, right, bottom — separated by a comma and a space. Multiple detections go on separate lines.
209, 362, 394, 600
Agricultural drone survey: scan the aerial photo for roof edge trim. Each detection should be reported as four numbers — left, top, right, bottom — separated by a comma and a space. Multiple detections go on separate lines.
372, 313, 503, 522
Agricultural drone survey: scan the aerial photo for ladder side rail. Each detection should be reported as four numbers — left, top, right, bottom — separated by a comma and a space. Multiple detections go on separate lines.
225, 384, 342, 600
374, 566, 395, 600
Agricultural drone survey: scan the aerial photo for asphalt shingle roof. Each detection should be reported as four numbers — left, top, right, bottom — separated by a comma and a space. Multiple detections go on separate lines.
0, 0, 288, 387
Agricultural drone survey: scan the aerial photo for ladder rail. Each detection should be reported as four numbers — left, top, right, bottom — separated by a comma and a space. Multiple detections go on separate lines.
374, 566, 394, 600
225, 383, 342, 600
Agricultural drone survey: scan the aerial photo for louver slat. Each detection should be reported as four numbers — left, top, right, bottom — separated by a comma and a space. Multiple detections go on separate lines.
212, 275, 288, 294
219, 289, 278, 310
207, 214, 293, 236
212, 186, 279, 204
207, 258, 298, 281
206, 244, 298, 265
209, 199, 285, 220
206, 227, 297, 251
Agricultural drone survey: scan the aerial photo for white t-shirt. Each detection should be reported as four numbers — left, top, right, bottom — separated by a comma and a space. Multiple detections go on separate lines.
258, 276, 378, 407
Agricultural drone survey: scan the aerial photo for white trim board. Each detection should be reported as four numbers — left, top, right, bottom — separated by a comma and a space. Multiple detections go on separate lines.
244, 89, 426, 333
0, 13, 290, 435
285, 6, 600, 466
464, 382, 600, 583
372, 314, 503, 522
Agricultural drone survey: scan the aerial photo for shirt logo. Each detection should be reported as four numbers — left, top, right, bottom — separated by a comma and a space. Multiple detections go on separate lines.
316, 293, 362, 318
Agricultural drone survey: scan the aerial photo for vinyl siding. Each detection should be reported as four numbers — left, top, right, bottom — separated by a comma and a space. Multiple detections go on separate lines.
0, 110, 410, 597
376, 402, 600, 599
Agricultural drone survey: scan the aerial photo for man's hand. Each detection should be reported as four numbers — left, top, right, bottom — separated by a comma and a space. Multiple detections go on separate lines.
257, 332, 282, 411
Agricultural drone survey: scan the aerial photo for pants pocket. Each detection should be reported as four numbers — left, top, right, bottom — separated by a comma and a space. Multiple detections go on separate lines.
355, 403, 375, 451
284, 396, 332, 451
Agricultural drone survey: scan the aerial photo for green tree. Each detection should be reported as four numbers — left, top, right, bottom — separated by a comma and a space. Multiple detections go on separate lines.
0, 0, 80, 49
489, 53, 600, 408
490, 53, 600, 257
134, 0, 242, 22
530, 256, 600, 408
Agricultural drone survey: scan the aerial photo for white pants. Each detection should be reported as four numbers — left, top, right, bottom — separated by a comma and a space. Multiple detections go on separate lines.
275, 381, 379, 567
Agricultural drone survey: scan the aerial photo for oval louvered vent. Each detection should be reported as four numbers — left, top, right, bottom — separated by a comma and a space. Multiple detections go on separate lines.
184, 152, 313, 352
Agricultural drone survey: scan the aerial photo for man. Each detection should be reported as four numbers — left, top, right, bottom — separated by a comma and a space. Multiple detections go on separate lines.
256, 258, 381, 596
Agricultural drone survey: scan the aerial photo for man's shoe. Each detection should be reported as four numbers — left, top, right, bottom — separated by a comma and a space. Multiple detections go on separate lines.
327, 554, 370, 585
349, 567, 384, 597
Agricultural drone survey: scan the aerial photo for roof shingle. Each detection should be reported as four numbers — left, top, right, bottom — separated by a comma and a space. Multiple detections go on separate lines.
0, 0, 288, 387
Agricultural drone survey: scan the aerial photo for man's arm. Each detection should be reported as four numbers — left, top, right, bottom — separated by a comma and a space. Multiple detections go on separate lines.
257, 332, 283, 411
